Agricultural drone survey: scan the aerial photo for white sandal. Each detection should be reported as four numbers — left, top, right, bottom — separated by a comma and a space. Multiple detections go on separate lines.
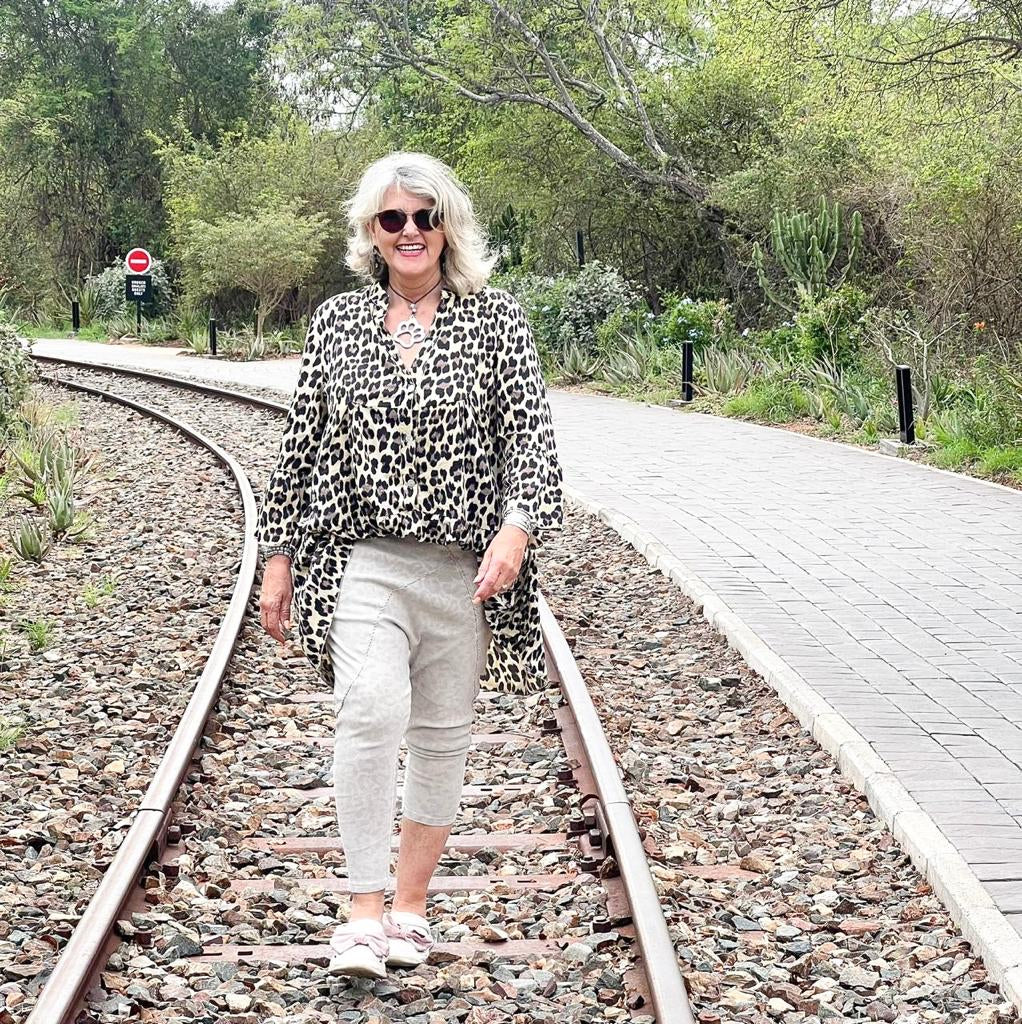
328, 918, 389, 979
383, 910, 435, 967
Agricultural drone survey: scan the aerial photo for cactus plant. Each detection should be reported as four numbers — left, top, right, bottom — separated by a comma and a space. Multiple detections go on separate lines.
753, 196, 863, 313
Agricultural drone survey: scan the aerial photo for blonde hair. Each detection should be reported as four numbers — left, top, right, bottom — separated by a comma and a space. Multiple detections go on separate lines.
343, 151, 499, 296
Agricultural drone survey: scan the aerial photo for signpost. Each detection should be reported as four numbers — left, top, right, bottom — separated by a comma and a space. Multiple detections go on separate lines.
124, 247, 152, 335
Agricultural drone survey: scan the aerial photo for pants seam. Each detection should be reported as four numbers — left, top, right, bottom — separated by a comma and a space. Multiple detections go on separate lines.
333, 557, 447, 717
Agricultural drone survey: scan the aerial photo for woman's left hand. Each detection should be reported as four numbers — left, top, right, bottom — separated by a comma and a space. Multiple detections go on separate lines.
473, 524, 529, 603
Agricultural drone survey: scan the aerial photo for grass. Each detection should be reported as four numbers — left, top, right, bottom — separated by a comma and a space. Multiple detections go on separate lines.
977, 446, 1022, 477
82, 575, 117, 608
722, 378, 811, 422
18, 618, 55, 652
0, 714, 24, 751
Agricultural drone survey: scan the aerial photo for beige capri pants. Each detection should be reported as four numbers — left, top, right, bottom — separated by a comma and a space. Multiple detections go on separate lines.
324, 533, 492, 892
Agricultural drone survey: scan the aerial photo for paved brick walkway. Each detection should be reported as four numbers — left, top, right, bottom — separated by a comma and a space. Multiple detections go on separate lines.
35, 337, 1022, 929
549, 392, 1022, 927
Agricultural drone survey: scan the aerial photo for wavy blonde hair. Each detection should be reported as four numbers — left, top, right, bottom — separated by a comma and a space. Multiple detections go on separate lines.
344, 151, 499, 296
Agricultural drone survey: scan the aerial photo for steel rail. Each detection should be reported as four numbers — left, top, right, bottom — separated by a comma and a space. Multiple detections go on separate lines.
539, 594, 694, 1022
27, 356, 695, 1024
31, 353, 285, 412
24, 372, 259, 1024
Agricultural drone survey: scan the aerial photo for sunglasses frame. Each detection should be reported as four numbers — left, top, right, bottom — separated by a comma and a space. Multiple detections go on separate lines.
374, 207, 443, 234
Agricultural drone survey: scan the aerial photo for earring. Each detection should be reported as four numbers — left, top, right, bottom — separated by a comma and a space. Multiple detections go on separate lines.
370, 245, 385, 280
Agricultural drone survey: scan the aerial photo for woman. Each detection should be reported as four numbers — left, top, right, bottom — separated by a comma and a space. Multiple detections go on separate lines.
255, 151, 564, 980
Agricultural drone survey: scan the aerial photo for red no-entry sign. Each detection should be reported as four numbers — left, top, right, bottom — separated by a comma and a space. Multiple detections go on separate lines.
125, 247, 152, 274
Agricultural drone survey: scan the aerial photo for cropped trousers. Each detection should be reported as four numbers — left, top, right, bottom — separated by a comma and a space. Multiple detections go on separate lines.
324, 534, 492, 892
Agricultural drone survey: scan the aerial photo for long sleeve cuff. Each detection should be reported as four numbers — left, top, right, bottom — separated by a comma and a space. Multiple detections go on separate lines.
260, 542, 295, 563
501, 507, 534, 537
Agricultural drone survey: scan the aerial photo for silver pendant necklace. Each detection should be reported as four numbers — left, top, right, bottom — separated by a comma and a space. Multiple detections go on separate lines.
388, 277, 442, 349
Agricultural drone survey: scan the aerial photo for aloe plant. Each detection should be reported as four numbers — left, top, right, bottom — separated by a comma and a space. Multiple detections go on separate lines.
10, 517, 53, 562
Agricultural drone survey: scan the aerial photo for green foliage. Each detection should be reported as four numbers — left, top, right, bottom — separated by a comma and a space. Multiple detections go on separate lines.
655, 293, 737, 352
699, 348, 772, 396
977, 447, 1022, 478
8, 426, 93, 503
754, 324, 801, 363
552, 342, 604, 384
17, 618, 54, 652
723, 374, 812, 422
489, 204, 537, 273
181, 198, 329, 344
601, 332, 659, 386
793, 285, 871, 367
82, 575, 117, 608
84, 259, 174, 320
0, 1, 281, 307
753, 197, 863, 314
0, 324, 34, 439
10, 517, 53, 564
0, 713, 24, 751
46, 480, 91, 541
498, 260, 643, 357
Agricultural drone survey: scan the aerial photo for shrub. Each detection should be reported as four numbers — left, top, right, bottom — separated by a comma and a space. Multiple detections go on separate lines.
655, 293, 737, 353
793, 284, 871, 367
755, 323, 801, 363
84, 257, 174, 319
0, 322, 34, 438
498, 260, 643, 357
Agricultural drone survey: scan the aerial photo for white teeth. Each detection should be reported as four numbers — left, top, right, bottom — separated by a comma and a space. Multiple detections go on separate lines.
397, 245, 424, 251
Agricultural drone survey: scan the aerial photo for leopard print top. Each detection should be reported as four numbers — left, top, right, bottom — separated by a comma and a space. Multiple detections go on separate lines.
255, 278, 565, 694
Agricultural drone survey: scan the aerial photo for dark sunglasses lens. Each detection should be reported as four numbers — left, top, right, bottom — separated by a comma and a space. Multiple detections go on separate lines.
377, 210, 405, 233
413, 208, 441, 231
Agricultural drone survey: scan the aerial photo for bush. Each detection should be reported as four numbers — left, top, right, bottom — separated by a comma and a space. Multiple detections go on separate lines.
497, 260, 643, 357
793, 284, 871, 367
655, 293, 737, 353
84, 258, 174, 320
0, 322, 35, 438
755, 323, 801, 363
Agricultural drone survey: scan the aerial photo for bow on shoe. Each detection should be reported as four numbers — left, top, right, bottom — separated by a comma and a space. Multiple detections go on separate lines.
384, 917, 434, 952
329, 924, 389, 959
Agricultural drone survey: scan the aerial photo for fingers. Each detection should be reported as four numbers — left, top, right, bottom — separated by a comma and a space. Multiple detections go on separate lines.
473, 556, 520, 604
259, 584, 293, 645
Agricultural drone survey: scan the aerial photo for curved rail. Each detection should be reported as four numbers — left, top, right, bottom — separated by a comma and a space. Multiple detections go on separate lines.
27, 355, 694, 1023
25, 372, 260, 1024
540, 593, 694, 1023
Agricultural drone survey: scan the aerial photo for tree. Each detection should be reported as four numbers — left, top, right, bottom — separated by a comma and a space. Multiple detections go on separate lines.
182, 199, 329, 344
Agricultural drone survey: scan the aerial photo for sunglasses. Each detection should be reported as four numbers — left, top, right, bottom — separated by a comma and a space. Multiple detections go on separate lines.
374, 207, 443, 233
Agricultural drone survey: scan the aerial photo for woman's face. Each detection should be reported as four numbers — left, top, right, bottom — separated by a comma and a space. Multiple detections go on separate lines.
370, 185, 446, 283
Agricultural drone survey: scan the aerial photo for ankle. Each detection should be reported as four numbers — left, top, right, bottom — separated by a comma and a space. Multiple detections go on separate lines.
390, 900, 428, 918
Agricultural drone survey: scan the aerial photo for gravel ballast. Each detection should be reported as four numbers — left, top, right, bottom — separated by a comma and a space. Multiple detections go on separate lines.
2, 364, 1015, 1024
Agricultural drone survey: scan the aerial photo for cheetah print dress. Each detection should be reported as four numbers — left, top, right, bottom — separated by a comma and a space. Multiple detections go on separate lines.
255, 279, 565, 694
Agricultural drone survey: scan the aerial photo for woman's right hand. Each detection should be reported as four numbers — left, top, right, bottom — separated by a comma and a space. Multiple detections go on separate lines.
259, 554, 294, 645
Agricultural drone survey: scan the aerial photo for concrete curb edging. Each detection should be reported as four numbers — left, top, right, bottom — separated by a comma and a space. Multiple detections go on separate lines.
562, 482, 1022, 1008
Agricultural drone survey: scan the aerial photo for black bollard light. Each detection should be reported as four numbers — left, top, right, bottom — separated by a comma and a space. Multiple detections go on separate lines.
71, 300, 80, 333
681, 340, 694, 403
576, 229, 585, 267
896, 364, 915, 445
208, 317, 217, 357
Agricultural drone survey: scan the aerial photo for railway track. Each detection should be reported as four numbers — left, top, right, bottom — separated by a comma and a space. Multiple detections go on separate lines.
23, 355, 693, 1024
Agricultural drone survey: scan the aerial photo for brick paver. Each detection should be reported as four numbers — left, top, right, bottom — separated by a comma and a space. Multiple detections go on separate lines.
548, 392, 1022, 929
